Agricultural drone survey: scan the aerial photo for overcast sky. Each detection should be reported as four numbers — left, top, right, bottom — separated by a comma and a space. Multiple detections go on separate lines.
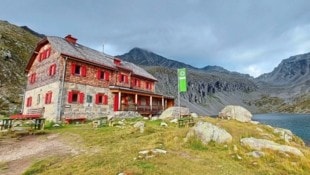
1, 0, 310, 77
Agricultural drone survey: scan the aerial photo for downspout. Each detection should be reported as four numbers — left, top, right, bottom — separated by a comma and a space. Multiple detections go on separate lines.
57, 56, 68, 122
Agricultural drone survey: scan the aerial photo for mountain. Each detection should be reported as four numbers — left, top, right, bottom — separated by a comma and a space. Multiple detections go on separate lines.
118, 48, 260, 115
254, 53, 310, 113
0, 20, 40, 115
117, 47, 196, 69
257, 52, 310, 86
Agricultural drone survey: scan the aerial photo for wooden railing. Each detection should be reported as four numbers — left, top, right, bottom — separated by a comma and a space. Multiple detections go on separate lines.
121, 104, 163, 115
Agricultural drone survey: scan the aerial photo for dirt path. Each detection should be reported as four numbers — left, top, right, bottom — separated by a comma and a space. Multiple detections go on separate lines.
0, 133, 79, 175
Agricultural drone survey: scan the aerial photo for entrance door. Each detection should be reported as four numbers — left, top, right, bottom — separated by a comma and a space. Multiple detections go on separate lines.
114, 93, 119, 111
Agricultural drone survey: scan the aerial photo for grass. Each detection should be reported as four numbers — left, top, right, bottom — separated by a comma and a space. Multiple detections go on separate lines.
17, 117, 310, 175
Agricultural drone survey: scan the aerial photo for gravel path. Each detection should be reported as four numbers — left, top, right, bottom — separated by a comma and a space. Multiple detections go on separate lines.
0, 133, 79, 175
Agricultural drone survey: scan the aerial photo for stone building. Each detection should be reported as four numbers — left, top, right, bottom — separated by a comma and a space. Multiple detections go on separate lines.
19, 35, 174, 121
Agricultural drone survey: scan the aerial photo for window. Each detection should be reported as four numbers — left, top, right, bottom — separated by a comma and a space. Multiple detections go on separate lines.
97, 70, 110, 81
29, 73, 36, 84
118, 74, 128, 83
39, 48, 51, 62
45, 91, 52, 104
95, 93, 108, 105
37, 94, 41, 105
26, 96, 32, 107
146, 82, 152, 90
71, 63, 86, 77
68, 91, 84, 104
86, 95, 92, 103
49, 64, 56, 76
134, 79, 141, 87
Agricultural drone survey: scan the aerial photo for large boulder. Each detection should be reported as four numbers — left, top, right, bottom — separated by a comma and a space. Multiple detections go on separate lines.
159, 107, 190, 119
186, 121, 232, 144
240, 137, 304, 157
273, 127, 293, 143
218, 105, 252, 122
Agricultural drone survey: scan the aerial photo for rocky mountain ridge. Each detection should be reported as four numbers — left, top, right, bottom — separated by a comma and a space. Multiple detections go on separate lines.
0, 20, 309, 115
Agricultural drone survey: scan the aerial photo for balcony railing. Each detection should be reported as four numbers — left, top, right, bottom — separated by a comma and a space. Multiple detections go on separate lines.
120, 104, 163, 115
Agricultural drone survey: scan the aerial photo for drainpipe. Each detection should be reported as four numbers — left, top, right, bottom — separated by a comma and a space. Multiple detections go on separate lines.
57, 57, 68, 122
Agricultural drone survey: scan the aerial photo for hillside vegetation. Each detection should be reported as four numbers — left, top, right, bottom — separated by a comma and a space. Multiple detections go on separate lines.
0, 20, 40, 115
1, 117, 308, 175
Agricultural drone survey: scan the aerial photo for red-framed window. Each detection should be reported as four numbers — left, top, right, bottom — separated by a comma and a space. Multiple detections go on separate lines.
71, 63, 86, 77
118, 73, 128, 83
67, 91, 84, 104
133, 79, 141, 87
29, 73, 36, 84
26, 96, 32, 107
39, 48, 51, 62
45, 91, 53, 104
95, 93, 108, 105
146, 82, 152, 90
96, 69, 110, 81
49, 64, 56, 76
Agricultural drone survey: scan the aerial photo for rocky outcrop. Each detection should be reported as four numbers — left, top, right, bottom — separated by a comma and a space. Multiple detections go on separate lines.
218, 105, 252, 122
240, 137, 304, 157
159, 107, 190, 119
186, 121, 232, 144
274, 127, 294, 143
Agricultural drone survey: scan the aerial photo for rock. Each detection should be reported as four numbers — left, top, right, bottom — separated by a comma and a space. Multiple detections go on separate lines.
250, 121, 260, 125
274, 127, 293, 143
191, 113, 198, 118
170, 118, 178, 123
186, 121, 232, 144
151, 116, 159, 121
113, 111, 142, 119
134, 121, 145, 133
218, 105, 252, 122
152, 148, 167, 154
240, 137, 304, 157
246, 151, 265, 158
159, 107, 190, 119
160, 122, 168, 127
138, 148, 167, 159
53, 123, 60, 127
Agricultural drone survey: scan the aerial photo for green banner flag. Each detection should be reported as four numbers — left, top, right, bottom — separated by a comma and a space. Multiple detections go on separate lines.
178, 68, 187, 92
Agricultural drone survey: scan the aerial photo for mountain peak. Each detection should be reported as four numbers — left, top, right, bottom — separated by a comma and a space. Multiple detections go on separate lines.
117, 47, 195, 69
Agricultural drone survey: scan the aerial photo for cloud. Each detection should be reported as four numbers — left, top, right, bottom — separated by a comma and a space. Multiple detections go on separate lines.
1, 0, 310, 76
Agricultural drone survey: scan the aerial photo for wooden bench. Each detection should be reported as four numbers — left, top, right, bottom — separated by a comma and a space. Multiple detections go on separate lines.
178, 115, 195, 128
64, 117, 87, 124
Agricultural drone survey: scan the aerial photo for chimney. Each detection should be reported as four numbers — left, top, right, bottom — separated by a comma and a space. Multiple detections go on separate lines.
65, 34, 77, 44
114, 58, 121, 66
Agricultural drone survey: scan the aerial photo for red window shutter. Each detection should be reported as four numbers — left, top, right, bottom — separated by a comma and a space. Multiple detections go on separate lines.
39, 53, 42, 62
97, 70, 101, 80
95, 94, 100, 104
79, 92, 84, 104
103, 95, 108, 105
81, 66, 87, 77
131, 79, 135, 86
42, 50, 47, 59
53, 64, 56, 75
118, 74, 122, 82
125, 76, 129, 84
105, 72, 110, 81
29, 97, 32, 107
71, 63, 76, 75
46, 48, 51, 58
48, 92, 52, 104
68, 91, 73, 103
45, 93, 48, 104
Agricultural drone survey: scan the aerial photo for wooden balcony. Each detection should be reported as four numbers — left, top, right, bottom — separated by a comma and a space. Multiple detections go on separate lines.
120, 104, 163, 115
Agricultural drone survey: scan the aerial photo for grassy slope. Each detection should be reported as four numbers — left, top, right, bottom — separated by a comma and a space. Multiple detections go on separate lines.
0, 20, 40, 115
22, 117, 310, 175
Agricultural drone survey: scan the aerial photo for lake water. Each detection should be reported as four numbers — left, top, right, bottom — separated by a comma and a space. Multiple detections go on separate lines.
253, 113, 310, 145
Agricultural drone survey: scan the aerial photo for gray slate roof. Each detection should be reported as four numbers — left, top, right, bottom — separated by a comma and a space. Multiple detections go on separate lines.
47, 36, 157, 81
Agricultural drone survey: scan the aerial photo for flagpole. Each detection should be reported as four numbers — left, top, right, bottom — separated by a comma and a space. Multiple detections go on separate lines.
178, 75, 180, 119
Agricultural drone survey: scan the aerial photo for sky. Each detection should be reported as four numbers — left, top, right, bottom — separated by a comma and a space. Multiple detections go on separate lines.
1, 0, 310, 77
